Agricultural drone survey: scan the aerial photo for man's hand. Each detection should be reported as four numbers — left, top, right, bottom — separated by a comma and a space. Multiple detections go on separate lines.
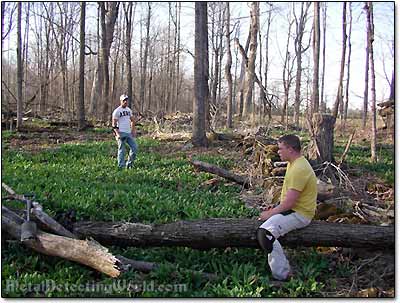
131, 129, 137, 138
258, 208, 274, 221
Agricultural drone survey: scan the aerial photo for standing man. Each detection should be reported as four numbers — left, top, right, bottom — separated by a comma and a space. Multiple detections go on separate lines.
257, 134, 317, 280
112, 94, 138, 169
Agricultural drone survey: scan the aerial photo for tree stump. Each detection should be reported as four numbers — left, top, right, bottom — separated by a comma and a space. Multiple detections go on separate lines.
307, 113, 335, 164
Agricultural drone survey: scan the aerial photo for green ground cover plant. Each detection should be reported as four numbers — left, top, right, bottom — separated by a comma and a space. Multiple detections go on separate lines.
2, 129, 393, 297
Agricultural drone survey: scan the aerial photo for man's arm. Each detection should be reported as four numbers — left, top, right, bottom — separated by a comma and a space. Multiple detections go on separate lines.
112, 118, 120, 138
259, 189, 300, 221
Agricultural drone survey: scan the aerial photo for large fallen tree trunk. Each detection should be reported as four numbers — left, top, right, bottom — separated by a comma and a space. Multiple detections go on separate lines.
73, 218, 394, 250
2, 184, 218, 280
2, 206, 121, 277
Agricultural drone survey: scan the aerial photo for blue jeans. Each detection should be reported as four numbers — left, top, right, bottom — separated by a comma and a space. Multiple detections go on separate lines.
117, 132, 138, 168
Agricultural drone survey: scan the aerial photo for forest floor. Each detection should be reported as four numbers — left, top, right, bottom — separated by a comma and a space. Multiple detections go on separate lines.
1, 116, 395, 298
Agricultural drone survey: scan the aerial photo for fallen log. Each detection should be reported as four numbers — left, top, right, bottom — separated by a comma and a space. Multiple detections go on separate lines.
189, 160, 334, 201
190, 159, 250, 187
2, 206, 121, 277
2, 205, 217, 280
73, 218, 394, 250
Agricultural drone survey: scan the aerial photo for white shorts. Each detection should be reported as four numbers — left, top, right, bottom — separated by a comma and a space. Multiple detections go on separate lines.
259, 211, 311, 238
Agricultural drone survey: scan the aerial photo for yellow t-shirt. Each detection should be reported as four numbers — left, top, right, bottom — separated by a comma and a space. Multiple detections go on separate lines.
280, 156, 317, 219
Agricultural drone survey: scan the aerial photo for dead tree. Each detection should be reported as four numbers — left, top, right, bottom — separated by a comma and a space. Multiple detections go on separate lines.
192, 2, 208, 147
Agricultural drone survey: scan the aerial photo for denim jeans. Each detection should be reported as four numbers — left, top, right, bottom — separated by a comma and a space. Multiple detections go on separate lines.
117, 132, 138, 168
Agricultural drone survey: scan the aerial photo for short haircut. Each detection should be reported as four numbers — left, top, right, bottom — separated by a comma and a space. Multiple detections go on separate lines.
278, 134, 301, 152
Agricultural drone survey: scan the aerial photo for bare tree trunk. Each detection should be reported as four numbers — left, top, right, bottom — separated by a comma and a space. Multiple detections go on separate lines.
311, 2, 320, 114
165, 3, 171, 113
89, 8, 102, 118
16, 2, 23, 129
140, 3, 151, 112
217, 7, 224, 110
236, 30, 250, 119
123, 3, 136, 108
333, 3, 347, 120
243, 2, 259, 117
365, 2, 377, 163
100, 2, 119, 122
175, 2, 181, 110
320, 2, 327, 113
307, 113, 335, 164
192, 2, 208, 147
343, 3, 352, 129
78, 2, 86, 130
281, 17, 295, 127
294, 2, 311, 127
225, 2, 233, 128
264, 4, 273, 119
362, 6, 370, 130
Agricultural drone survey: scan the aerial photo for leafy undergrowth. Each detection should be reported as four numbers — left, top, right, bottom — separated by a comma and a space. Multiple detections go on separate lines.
1, 129, 394, 297
334, 144, 394, 186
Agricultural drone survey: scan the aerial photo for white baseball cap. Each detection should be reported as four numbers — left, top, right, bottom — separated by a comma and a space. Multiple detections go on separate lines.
120, 94, 129, 101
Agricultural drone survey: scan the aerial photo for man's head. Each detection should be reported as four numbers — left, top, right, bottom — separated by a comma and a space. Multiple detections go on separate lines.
277, 134, 301, 162
120, 94, 129, 108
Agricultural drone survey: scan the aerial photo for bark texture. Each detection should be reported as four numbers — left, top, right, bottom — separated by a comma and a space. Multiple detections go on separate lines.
73, 218, 394, 250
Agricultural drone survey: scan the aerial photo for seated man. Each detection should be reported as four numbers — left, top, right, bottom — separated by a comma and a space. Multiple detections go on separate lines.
257, 134, 317, 280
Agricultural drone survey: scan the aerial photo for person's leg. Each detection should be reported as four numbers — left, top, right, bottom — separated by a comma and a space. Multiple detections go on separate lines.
125, 134, 138, 168
117, 134, 127, 168
258, 213, 311, 280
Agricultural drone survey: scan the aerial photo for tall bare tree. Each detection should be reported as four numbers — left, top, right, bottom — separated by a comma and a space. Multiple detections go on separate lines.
264, 3, 273, 119
123, 2, 136, 109
242, 2, 259, 117
16, 2, 23, 129
293, 2, 311, 127
365, 2, 377, 162
236, 29, 251, 119
320, 2, 327, 113
333, 2, 347, 120
343, 3, 352, 129
140, 3, 151, 112
78, 2, 86, 130
362, 4, 370, 130
311, 2, 320, 114
192, 2, 208, 147
225, 2, 233, 128
281, 16, 295, 127
100, 2, 119, 121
